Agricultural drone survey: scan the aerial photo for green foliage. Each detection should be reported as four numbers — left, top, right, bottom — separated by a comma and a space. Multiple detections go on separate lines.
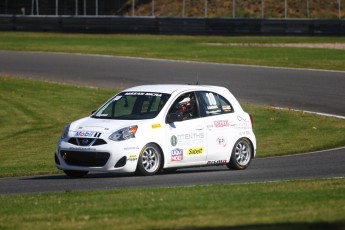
133, 0, 345, 18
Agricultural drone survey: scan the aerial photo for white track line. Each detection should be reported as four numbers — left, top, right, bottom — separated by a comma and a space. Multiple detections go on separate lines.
272, 107, 345, 120
256, 146, 345, 160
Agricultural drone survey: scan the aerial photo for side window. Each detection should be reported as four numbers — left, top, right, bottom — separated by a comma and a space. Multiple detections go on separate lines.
168, 92, 198, 120
197, 91, 233, 117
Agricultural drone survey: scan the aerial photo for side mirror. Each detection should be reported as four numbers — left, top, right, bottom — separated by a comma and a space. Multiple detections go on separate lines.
166, 112, 184, 123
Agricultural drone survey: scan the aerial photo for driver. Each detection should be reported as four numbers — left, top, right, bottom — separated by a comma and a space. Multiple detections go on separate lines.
170, 93, 195, 120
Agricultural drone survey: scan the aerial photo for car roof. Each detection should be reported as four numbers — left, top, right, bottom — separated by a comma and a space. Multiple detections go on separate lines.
123, 84, 227, 94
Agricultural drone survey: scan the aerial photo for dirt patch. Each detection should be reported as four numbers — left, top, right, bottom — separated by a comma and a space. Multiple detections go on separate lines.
203, 43, 345, 50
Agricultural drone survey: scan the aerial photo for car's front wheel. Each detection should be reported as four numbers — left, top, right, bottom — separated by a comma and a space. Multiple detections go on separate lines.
136, 143, 162, 176
227, 138, 252, 170
63, 170, 89, 178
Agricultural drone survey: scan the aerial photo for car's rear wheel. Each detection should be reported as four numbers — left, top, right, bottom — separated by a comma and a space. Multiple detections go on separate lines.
63, 170, 89, 178
136, 143, 162, 176
227, 138, 252, 170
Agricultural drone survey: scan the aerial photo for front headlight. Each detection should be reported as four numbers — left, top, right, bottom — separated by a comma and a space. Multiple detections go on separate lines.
61, 124, 71, 139
109, 126, 138, 141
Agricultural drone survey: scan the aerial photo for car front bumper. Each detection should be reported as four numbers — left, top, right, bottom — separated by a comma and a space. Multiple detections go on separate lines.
55, 137, 142, 173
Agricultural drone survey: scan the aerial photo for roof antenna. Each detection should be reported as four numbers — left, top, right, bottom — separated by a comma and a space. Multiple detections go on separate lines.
196, 73, 199, 85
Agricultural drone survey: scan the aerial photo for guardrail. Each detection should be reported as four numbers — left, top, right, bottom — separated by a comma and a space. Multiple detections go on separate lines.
0, 16, 344, 36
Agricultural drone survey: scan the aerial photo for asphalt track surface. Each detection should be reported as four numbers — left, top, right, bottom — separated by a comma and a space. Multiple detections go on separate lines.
0, 51, 344, 194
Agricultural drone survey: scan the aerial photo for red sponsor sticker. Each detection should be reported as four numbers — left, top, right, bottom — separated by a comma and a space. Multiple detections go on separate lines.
214, 120, 230, 128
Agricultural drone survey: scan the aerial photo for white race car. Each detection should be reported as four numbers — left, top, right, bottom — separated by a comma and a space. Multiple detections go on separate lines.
55, 84, 256, 177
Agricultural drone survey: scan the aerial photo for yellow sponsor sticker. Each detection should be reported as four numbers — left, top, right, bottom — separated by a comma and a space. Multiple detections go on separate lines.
129, 154, 137, 158
187, 147, 205, 155
151, 123, 161, 129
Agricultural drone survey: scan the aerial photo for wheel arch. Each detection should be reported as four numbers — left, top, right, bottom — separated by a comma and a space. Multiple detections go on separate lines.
241, 137, 255, 159
151, 142, 165, 170
137, 141, 165, 171
227, 137, 254, 170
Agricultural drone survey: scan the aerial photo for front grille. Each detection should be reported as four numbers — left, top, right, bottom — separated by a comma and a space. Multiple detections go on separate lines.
68, 138, 107, 146
60, 151, 110, 167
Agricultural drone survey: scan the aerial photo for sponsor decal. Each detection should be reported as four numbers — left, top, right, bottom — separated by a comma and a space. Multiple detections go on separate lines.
177, 133, 204, 140
152, 123, 161, 129
235, 122, 251, 130
69, 147, 96, 151
222, 105, 231, 111
175, 132, 205, 146
187, 147, 204, 155
237, 116, 247, 122
171, 135, 178, 146
216, 137, 227, 147
171, 148, 183, 161
75, 131, 102, 138
207, 105, 219, 110
125, 92, 162, 97
214, 120, 230, 128
127, 158, 138, 162
171, 133, 205, 146
124, 147, 139, 151
206, 124, 214, 131
239, 131, 251, 136
207, 160, 227, 165
127, 154, 138, 161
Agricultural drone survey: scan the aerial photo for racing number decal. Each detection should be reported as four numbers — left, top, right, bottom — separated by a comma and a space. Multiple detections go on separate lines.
206, 93, 217, 106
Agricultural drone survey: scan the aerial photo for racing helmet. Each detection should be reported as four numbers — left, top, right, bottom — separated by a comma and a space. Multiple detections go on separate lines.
173, 95, 194, 118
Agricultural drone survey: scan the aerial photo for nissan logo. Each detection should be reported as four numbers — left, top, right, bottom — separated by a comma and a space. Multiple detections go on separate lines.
82, 139, 89, 146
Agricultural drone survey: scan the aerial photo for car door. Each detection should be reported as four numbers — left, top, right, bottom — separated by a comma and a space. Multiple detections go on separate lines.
196, 91, 237, 164
164, 92, 207, 166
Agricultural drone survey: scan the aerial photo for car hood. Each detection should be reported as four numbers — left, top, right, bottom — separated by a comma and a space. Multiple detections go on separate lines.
68, 117, 145, 138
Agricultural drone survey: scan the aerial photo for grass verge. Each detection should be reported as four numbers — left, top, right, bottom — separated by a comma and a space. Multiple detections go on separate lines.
0, 178, 344, 229
1, 77, 345, 177
0, 32, 345, 71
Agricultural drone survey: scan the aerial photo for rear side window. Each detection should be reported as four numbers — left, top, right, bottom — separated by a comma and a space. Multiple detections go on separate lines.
197, 91, 233, 117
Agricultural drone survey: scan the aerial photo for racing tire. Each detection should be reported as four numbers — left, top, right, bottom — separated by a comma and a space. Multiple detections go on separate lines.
227, 138, 252, 170
136, 143, 162, 176
63, 170, 89, 178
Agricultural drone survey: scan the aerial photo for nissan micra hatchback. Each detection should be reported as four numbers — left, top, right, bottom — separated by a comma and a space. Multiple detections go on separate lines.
55, 84, 256, 177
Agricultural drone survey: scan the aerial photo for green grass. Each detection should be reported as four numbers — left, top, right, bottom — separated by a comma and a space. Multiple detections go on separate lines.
0, 32, 345, 70
1, 77, 345, 177
0, 77, 114, 177
0, 178, 344, 229
243, 104, 345, 156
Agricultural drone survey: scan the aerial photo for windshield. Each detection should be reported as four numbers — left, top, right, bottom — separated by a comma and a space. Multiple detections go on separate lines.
92, 92, 170, 120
